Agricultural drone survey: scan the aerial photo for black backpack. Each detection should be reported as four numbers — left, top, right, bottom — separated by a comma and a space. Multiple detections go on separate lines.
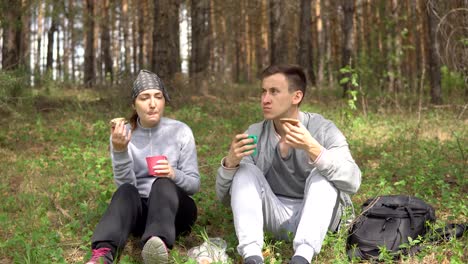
346, 195, 436, 260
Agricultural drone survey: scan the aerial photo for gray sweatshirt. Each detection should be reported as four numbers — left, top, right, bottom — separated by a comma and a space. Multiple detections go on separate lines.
111, 117, 200, 197
216, 111, 361, 206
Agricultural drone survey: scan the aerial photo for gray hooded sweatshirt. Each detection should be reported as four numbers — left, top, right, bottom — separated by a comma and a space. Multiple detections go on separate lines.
216, 111, 361, 208
111, 117, 200, 197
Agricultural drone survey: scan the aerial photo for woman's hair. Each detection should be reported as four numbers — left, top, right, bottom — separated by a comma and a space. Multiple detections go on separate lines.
129, 110, 138, 131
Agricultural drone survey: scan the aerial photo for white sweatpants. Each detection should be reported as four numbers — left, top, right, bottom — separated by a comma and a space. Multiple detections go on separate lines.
230, 163, 339, 262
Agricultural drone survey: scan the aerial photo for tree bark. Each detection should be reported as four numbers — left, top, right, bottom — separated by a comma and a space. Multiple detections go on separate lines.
35, 1, 44, 77
190, 0, 211, 82
68, 0, 76, 82
138, 0, 145, 69
316, 0, 325, 86
426, 0, 442, 104
20, 0, 31, 72
298, 0, 315, 85
46, 4, 57, 72
269, 0, 287, 64
121, 0, 130, 72
1, 0, 22, 70
152, 0, 181, 80
255, 0, 268, 75
84, 0, 95, 86
409, 0, 421, 94
101, 0, 113, 83
341, 0, 354, 97
63, 0, 70, 81
327, 0, 336, 85
132, 0, 138, 73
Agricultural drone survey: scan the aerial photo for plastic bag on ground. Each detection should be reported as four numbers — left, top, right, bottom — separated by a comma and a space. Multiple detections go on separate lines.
187, 237, 228, 264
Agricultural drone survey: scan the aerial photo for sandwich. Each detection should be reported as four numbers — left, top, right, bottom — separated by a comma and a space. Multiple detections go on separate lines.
109, 117, 127, 128
279, 118, 300, 126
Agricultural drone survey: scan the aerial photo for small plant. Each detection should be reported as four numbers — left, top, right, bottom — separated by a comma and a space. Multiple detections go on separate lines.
339, 66, 361, 124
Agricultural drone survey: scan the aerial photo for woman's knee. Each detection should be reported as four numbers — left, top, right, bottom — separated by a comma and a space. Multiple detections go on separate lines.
150, 178, 177, 196
109, 183, 141, 209
115, 183, 139, 197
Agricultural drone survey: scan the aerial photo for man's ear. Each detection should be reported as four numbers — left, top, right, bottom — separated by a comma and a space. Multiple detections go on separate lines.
292, 90, 303, 105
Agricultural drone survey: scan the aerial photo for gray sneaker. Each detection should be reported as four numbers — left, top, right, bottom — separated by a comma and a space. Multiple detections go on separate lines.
142, 236, 169, 264
244, 255, 263, 264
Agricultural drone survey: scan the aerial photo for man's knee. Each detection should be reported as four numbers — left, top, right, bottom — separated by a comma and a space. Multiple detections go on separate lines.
232, 164, 264, 187
305, 175, 337, 197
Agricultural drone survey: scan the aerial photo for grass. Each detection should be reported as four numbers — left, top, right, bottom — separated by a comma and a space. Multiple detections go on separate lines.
0, 86, 466, 264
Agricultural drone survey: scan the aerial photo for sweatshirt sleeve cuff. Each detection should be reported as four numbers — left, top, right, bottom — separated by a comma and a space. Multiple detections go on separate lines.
112, 150, 131, 160
220, 157, 238, 178
313, 148, 333, 172
172, 169, 184, 184
308, 146, 325, 165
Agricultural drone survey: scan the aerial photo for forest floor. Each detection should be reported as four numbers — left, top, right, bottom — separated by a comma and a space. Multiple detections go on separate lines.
0, 86, 466, 264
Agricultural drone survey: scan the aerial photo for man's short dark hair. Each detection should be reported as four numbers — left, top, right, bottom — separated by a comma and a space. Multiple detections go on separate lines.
260, 64, 307, 100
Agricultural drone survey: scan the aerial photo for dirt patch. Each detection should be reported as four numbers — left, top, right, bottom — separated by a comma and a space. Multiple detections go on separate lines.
0, 258, 13, 264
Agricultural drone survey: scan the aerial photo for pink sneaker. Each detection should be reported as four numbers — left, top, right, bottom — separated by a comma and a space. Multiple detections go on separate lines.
86, 247, 113, 264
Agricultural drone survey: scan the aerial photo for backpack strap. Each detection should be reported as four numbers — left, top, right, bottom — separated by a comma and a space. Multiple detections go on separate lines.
404, 206, 416, 229
429, 223, 467, 242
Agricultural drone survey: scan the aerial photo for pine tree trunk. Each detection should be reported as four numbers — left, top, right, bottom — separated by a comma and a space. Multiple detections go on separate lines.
190, 0, 211, 94
68, 0, 76, 82
138, 0, 145, 69
327, 0, 336, 85
46, 4, 57, 72
20, 0, 31, 72
56, 18, 61, 79
101, 0, 113, 83
316, 0, 324, 86
408, 0, 419, 94
341, 0, 354, 97
152, 0, 181, 80
2, 0, 22, 70
298, 0, 315, 85
426, 0, 442, 104
122, 0, 130, 72
269, 0, 287, 64
63, 0, 70, 81
255, 0, 268, 75
84, 0, 95, 86
94, 1, 101, 83
132, 0, 138, 73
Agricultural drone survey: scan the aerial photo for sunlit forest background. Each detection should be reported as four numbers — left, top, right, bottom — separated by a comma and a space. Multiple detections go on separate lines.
0, 0, 467, 263
1, 0, 466, 103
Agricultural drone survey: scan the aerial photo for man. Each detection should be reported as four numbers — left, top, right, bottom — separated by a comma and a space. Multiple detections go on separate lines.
216, 64, 361, 264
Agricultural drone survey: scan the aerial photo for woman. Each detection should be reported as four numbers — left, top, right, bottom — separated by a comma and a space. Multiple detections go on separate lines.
86, 70, 200, 264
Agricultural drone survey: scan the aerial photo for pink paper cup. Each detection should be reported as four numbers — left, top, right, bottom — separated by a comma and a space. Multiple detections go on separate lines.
145, 155, 167, 176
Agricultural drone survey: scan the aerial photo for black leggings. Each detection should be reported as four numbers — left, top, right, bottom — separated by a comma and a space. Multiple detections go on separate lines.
91, 178, 197, 256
